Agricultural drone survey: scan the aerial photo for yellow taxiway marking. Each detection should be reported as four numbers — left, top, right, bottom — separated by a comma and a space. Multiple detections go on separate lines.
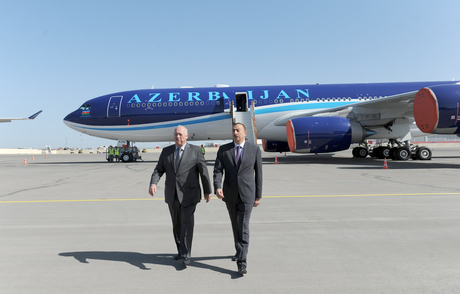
1, 192, 460, 204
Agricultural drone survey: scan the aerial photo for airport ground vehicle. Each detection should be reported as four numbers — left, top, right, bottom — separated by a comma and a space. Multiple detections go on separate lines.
105, 141, 142, 162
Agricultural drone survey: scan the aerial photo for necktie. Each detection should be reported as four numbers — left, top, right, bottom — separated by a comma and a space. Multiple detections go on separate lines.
175, 148, 182, 170
236, 145, 242, 167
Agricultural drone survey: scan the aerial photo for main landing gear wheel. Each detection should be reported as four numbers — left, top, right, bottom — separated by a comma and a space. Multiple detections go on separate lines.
395, 147, 410, 161
353, 147, 368, 158
373, 146, 391, 159
380, 147, 390, 159
415, 147, 432, 160
389, 147, 398, 160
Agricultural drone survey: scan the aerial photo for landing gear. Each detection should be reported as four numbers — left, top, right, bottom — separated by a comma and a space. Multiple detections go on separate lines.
372, 146, 391, 159
411, 146, 432, 160
394, 147, 410, 160
353, 140, 432, 161
352, 146, 368, 158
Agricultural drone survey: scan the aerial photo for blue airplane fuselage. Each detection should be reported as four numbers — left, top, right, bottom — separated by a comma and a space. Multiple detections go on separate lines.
63, 81, 456, 143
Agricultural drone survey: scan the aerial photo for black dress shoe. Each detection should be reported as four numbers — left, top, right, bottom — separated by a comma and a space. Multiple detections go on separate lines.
174, 254, 182, 260
237, 264, 247, 275
183, 257, 191, 266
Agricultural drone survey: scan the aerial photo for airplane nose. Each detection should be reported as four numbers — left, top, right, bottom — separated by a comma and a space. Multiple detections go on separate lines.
63, 112, 73, 122
63, 110, 79, 124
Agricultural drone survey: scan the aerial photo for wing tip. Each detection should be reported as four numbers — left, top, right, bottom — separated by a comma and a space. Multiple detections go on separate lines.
28, 110, 43, 120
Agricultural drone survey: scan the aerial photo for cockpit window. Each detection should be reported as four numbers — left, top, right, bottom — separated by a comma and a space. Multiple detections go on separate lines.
80, 104, 91, 110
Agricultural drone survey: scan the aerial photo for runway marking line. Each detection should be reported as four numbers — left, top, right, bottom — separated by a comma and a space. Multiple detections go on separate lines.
1, 192, 460, 203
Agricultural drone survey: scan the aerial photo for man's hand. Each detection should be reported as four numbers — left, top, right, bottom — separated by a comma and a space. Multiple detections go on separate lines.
254, 198, 261, 207
216, 188, 225, 199
149, 184, 157, 197
204, 194, 211, 203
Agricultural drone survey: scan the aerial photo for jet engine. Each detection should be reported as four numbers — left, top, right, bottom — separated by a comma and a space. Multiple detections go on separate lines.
414, 84, 460, 134
286, 117, 366, 153
262, 140, 291, 152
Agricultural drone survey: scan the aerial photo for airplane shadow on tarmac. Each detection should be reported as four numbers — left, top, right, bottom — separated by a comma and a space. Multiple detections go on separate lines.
58, 252, 243, 279
261, 154, 460, 170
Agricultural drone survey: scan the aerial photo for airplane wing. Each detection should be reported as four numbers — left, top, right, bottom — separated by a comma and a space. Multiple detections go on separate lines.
273, 91, 417, 127
0, 110, 43, 123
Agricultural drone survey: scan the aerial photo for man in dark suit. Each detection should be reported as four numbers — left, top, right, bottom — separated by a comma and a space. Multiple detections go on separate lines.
213, 123, 263, 275
149, 125, 212, 266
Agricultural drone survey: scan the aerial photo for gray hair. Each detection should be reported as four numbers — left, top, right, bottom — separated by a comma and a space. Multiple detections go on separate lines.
174, 125, 188, 135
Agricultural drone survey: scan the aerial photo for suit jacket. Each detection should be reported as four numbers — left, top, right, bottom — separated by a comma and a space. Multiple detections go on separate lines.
213, 141, 263, 204
150, 143, 212, 207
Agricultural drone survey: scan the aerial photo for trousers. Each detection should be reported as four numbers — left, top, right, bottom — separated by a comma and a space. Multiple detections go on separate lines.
168, 193, 197, 258
225, 197, 253, 267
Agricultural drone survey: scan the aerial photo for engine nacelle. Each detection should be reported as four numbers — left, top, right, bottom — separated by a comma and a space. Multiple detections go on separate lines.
286, 117, 365, 153
262, 140, 291, 152
414, 84, 460, 134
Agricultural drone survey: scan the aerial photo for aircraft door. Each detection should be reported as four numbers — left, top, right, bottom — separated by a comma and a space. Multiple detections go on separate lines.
236, 92, 248, 112
107, 96, 123, 117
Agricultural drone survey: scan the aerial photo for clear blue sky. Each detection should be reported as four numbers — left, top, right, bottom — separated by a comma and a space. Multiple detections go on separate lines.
1, 0, 460, 149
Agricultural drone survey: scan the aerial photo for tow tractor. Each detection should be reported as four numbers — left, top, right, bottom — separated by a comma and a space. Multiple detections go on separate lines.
106, 140, 142, 162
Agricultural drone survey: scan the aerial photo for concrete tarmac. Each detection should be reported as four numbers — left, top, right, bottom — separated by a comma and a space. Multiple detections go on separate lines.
1, 149, 460, 293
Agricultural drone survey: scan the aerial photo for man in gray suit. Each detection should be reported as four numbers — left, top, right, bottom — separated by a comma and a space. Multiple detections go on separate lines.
149, 125, 212, 266
213, 123, 263, 275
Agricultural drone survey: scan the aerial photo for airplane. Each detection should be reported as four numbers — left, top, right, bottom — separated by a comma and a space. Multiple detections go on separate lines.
0, 110, 42, 123
63, 81, 460, 162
